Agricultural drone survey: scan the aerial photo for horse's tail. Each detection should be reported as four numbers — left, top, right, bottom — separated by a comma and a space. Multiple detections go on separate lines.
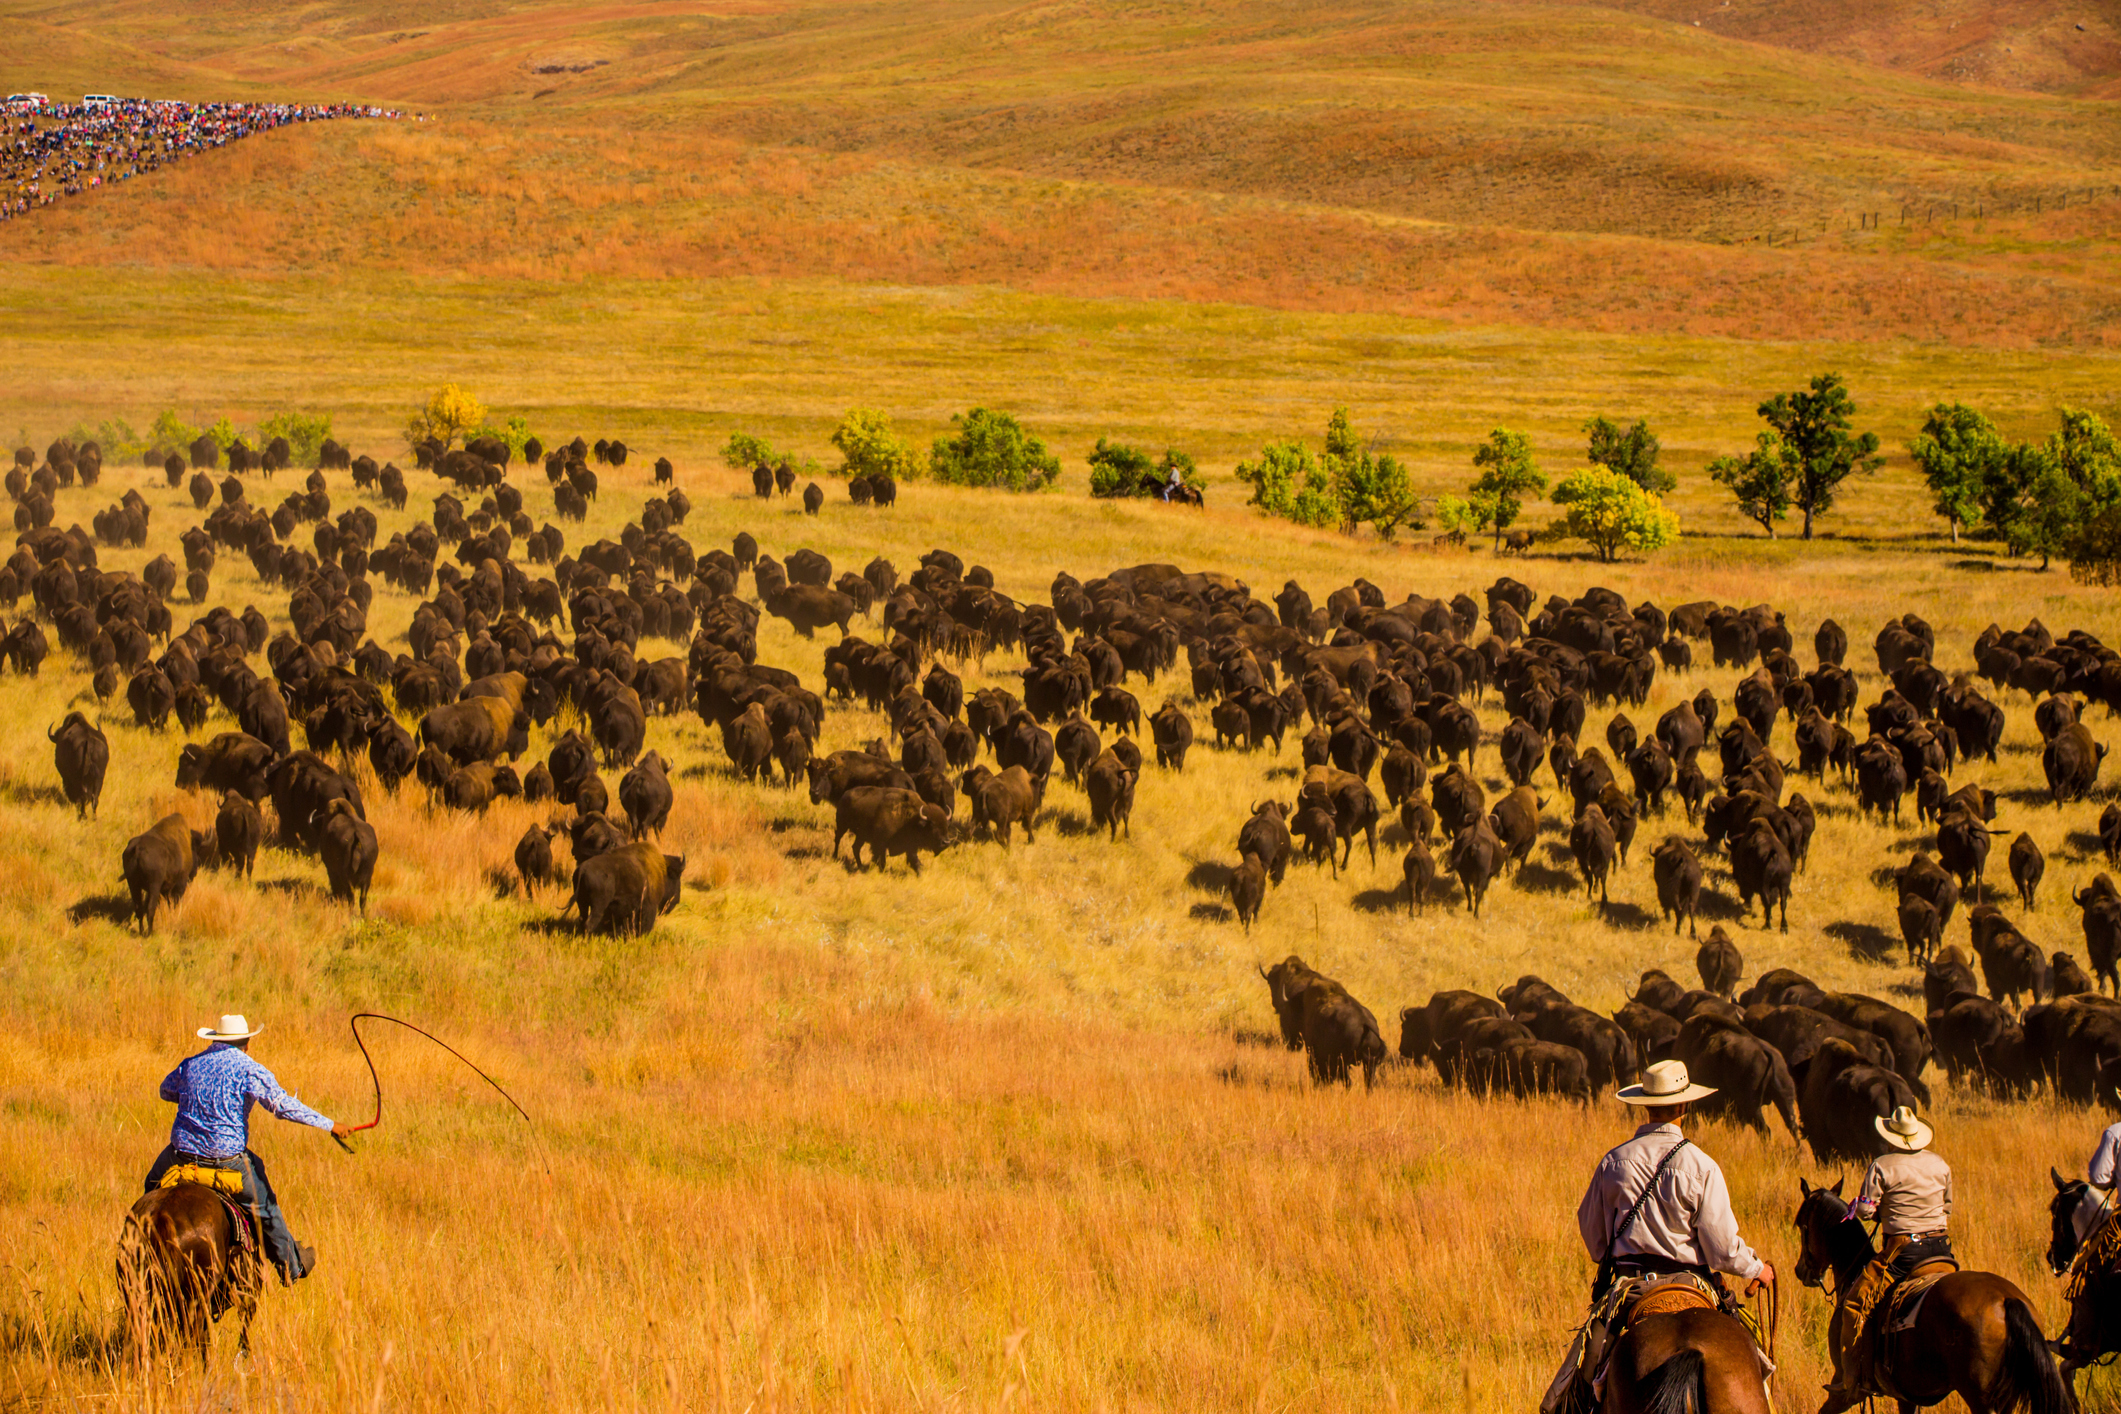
1991, 1297, 2074, 1414
1637, 1348, 1706, 1414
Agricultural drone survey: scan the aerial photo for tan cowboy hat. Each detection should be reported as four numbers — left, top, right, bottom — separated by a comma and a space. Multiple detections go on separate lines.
1617, 1059, 1717, 1106
1875, 1105, 1933, 1153
198, 1014, 263, 1042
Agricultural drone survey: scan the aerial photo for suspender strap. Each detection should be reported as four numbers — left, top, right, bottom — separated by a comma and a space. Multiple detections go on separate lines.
1594, 1138, 1691, 1300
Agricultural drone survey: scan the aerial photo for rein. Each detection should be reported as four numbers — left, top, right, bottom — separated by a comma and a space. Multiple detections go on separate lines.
339, 1013, 537, 1155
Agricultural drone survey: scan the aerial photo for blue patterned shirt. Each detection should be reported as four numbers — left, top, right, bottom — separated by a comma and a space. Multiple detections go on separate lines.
160, 1044, 334, 1158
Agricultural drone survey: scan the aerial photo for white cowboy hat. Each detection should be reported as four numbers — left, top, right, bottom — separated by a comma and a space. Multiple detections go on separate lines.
198, 1014, 263, 1042
1875, 1105, 1933, 1153
1617, 1059, 1718, 1106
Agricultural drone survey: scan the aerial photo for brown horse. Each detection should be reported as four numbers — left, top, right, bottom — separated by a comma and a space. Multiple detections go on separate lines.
117, 1182, 262, 1359
1794, 1178, 2073, 1414
1600, 1306, 1772, 1413
2046, 1169, 2121, 1398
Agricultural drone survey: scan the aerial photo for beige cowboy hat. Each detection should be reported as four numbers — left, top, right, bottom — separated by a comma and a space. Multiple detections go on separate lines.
198, 1014, 263, 1042
1875, 1105, 1933, 1153
1617, 1059, 1718, 1106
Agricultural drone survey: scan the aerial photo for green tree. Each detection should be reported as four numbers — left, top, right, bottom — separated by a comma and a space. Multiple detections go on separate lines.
1908, 403, 2002, 542
929, 408, 1061, 492
1088, 439, 1153, 497
1549, 467, 1679, 562
1321, 408, 1421, 539
1755, 373, 1882, 539
204, 416, 239, 452
1708, 431, 1792, 538
2052, 409, 2121, 577
1236, 441, 1322, 521
404, 384, 486, 452
832, 409, 918, 483
1973, 440, 2066, 567
1584, 416, 1673, 494
1467, 429, 1547, 550
258, 411, 334, 464
1434, 492, 1498, 543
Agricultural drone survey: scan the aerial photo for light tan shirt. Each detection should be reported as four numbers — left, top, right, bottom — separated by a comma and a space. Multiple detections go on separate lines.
1855, 1150, 1952, 1236
1577, 1122, 1763, 1281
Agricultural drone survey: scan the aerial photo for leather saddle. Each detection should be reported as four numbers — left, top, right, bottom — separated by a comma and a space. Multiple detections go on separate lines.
1866, 1260, 1961, 1400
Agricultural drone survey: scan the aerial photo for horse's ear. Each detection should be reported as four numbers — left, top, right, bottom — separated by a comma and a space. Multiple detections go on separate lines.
2054, 1167, 2070, 1192
1799, 1177, 1812, 1197
1829, 1175, 1845, 1198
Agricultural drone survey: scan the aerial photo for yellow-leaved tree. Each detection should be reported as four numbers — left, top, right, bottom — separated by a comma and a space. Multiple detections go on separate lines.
404, 384, 487, 452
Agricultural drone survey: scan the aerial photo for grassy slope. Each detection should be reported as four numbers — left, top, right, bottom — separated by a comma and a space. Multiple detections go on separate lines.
4, 1, 2121, 1408
4, 0, 2121, 343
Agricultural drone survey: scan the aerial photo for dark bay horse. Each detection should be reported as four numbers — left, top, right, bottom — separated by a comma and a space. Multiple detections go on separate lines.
1795, 1178, 2073, 1414
1600, 1306, 1772, 1413
2046, 1169, 2121, 1397
117, 1182, 262, 1359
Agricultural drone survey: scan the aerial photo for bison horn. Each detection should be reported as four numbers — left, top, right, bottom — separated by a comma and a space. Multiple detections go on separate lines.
1256, 963, 1269, 980
45, 721, 57, 742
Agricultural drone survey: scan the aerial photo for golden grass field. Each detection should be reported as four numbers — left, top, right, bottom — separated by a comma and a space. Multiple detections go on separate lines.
5, 0, 2121, 1409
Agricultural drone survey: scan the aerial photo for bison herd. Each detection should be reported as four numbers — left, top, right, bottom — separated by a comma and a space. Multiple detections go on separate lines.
1270, 925, 2121, 1160
15, 419, 2121, 1109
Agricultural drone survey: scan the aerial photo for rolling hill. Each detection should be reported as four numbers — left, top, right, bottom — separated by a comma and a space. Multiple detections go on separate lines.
2, 0, 2118, 344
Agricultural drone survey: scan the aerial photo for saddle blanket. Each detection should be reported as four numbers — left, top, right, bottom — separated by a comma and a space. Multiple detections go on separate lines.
160, 1163, 244, 1194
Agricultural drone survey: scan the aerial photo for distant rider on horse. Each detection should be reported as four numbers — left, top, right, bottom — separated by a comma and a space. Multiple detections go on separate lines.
1543, 1059, 1775, 1413
143, 1014, 348, 1284
1826, 1105, 1953, 1399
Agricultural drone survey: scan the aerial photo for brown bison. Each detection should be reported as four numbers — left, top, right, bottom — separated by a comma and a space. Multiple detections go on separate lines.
563, 842, 685, 936
50, 712, 110, 818
122, 813, 215, 933
833, 786, 954, 874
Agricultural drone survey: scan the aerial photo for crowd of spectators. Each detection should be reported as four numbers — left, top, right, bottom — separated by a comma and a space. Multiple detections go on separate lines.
2, 95, 406, 221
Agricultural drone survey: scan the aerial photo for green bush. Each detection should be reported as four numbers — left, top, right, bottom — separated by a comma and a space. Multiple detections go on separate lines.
147, 409, 200, 455
65, 417, 144, 459
259, 411, 335, 464
465, 414, 535, 460
721, 431, 780, 470
929, 408, 1061, 492
1549, 467, 1679, 562
1237, 409, 1418, 536
832, 410, 918, 482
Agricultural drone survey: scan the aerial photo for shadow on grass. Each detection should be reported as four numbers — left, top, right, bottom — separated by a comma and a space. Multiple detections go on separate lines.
66, 893, 134, 926
1696, 889, 1751, 922
1189, 901, 1233, 922
1512, 858, 1582, 897
1185, 859, 1232, 891
1351, 886, 1408, 914
0, 779, 69, 809
256, 877, 328, 901
2066, 829, 2108, 861
1825, 919, 1899, 962
1599, 900, 1661, 931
